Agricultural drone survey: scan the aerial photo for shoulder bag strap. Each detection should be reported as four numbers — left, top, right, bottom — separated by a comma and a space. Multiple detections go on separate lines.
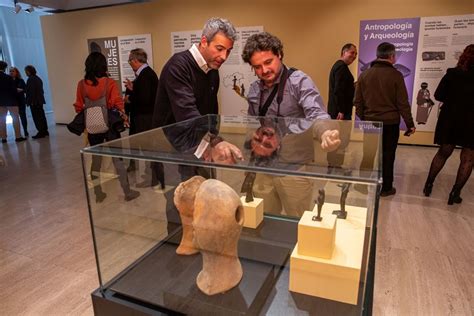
258, 66, 289, 117
276, 66, 297, 116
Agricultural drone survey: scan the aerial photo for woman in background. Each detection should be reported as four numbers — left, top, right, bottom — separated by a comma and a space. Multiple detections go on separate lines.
10, 67, 28, 137
74, 52, 139, 203
423, 44, 474, 205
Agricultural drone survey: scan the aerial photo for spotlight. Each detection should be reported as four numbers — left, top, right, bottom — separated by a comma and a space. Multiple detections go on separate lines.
25, 6, 34, 13
14, 4, 21, 14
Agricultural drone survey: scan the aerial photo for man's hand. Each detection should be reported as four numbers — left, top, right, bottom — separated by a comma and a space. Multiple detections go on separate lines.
120, 112, 130, 128
320, 129, 341, 152
124, 78, 133, 91
210, 141, 243, 164
404, 127, 416, 136
336, 112, 345, 120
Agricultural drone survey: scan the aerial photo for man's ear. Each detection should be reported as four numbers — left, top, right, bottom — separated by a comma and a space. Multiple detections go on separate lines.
200, 35, 208, 48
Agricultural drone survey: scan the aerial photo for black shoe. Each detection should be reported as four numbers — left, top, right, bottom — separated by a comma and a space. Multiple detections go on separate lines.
95, 191, 107, 203
125, 189, 140, 201
32, 133, 46, 139
15, 137, 27, 142
1, 138, 6, 143
380, 187, 396, 197
423, 182, 433, 197
448, 190, 462, 205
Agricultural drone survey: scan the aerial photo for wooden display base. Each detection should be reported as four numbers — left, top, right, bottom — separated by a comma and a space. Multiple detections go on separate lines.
298, 211, 337, 259
289, 203, 367, 305
241, 197, 264, 229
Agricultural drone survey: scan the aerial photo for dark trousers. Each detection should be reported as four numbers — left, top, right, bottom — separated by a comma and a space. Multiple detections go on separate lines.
30, 103, 48, 134
88, 131, 132, 196
18, 103, 28, 135
130, 114, 154, 176
381, 124, 400, 191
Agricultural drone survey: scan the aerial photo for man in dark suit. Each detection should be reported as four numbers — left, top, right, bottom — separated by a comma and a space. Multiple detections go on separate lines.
25, 65, 49, 139
124, 48, 159, 184
124, 48, 159, 134
0, 61, 25, 143
327, 43, 357, 171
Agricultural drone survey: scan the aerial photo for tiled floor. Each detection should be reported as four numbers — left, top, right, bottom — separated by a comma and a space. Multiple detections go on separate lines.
0, 117, 472, 315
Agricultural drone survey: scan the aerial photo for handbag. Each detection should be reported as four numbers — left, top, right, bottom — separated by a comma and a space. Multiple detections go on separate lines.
108, 109, 125, 133
67, 109, 125, 136
67, 111, 85, 136
83, 80, 109, 134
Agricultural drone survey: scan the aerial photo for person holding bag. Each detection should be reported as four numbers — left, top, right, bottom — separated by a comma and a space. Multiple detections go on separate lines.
73, 52, 140, 203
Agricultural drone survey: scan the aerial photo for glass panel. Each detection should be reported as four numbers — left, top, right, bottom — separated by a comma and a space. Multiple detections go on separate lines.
82, 115, 382, 315
83, 115, 382, 184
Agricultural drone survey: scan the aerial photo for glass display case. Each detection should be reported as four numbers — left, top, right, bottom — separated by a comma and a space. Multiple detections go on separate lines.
82, 115, 382, 316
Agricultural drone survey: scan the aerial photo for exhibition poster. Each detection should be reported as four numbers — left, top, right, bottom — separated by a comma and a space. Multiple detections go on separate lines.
171, 26, 263, 116
411, 14, 474, 131
359, 18, 420, 130
87, 34, 153, 91
359, 14, 474, 132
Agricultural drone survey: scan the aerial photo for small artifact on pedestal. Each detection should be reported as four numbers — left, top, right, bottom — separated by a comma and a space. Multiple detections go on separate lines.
240, 172, 256, 203
332, 182, 351, 219
312, 189, 325, 222
173, 175, 206, 255
193, 179, 244, 295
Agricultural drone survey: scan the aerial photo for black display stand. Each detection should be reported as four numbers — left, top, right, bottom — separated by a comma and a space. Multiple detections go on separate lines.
92, 218, 294, 315
91, 216, 375, 315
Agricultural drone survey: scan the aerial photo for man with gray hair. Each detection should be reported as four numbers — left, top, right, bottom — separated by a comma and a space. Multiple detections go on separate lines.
153, 17, 237, 127
124, 48, 159, 179
151, 17, 241, 234
125, 48, 158, 134
355, 42, 416, 196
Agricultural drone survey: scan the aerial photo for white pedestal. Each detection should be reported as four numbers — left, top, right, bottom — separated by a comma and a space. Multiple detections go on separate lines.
298, 211, 337, 259
240, 197, 264, 229
289, 203, 367, 305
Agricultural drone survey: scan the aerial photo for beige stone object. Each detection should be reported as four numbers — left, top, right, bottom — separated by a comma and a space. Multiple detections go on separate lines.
289, 202, 367, 305
173, 176, 206, 255
298, 210, 337, 259
240, 196, 264, 229
193, 179, 244, 295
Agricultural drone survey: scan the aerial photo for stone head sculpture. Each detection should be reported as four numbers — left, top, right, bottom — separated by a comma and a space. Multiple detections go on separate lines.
193, 179, 244, 295
173, 175, 206, 255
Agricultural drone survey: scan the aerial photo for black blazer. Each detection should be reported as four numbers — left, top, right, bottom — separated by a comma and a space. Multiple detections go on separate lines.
13, 78, 26, 106
129, 66, 159, 116
328, 60, 355, 118
25, 74, 46, 105
0, 71, 17, 107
